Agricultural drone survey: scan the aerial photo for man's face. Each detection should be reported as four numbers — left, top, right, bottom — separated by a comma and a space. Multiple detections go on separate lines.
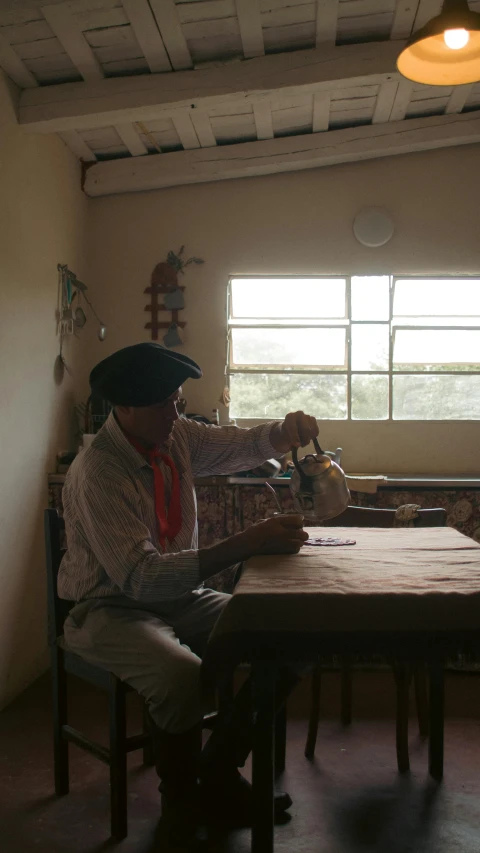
117, 387, 182, 447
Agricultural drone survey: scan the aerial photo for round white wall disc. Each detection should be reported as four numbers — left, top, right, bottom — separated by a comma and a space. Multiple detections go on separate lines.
353, 207, 394, 247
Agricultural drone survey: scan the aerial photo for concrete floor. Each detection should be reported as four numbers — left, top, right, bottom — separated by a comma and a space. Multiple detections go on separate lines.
1, 670, 480, 853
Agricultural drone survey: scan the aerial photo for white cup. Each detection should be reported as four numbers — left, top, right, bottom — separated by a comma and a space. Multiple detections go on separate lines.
273, 511, 305, 527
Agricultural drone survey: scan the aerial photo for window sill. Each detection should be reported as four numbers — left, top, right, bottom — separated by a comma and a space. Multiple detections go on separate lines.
48, 474, 480, 489
221, 475, 480, 488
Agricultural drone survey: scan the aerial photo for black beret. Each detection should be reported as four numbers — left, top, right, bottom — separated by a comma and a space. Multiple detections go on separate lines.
89, 342, 202, 406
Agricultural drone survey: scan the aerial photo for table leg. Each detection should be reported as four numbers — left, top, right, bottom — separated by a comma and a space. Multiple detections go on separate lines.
413, 662, 429, 737
341, 655, 353, 726
393, 661, 411, 773
275, 704, 287, 776
252, 662, 276, 853
428, 658, 444, 781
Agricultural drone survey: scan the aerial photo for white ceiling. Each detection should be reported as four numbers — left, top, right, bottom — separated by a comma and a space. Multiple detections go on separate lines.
2, 0, 480, 196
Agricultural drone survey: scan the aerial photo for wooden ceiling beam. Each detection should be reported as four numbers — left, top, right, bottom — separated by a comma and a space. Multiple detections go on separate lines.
115, 122, 149, 156
121, 0, 172, 73
59, 130, 96, 162
372, 80, 399, 123
445, 84, 473, 114
389, 80, 414, 121
390, 0, 420, 40
84, 110, 480, 197
148, 0, 192, 70
41, 3, 103, 81
41, 3, 155, 155
0, 32, 37, 87
413, 0, 443, 31
171, 112, 201, 149
19, 40, 405, 134
236, 0, 265, 58
253, 101, 274, 140
316, 0, 339, 46
190, 110, 217, 147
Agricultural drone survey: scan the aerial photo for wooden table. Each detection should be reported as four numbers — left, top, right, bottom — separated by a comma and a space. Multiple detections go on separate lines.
202, 526, 480, 853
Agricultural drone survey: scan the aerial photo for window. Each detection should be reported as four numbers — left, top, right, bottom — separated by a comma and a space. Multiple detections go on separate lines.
226, 276, 480, 420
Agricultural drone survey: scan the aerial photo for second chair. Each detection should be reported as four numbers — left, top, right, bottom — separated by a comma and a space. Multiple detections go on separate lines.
304, 504, 447, 772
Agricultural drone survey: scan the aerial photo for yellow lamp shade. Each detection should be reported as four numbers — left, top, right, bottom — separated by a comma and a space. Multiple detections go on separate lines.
396, 0, 480, 85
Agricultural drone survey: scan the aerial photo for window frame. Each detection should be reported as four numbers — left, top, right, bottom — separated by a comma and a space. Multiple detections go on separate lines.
226, 274, 480, 422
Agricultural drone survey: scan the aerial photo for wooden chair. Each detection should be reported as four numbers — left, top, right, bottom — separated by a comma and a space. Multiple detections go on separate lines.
45, 509, 218, 838
45, 508, 156, 838
304, 505, 448, 773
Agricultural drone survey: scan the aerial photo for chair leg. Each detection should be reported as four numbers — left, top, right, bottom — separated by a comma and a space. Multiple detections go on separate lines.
109, 676, 128, 840
428, 658, 444, 781
51, 647, 69, 795
393, 661, 411, 773
341, 656, 353, 726
142, 701, 155, 767
305, 665, 321, 759
274, 704, 287, 776
413, 662, 429, 737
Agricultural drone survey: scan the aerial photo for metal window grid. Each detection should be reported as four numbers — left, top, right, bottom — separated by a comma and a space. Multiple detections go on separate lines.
226, 275, 480, 421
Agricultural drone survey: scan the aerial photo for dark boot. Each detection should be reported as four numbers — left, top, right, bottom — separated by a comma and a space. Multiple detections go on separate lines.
199, 669, 298, 826
201, 668, 298, 770
145, 713, 202, 822
200, 768, 292, 827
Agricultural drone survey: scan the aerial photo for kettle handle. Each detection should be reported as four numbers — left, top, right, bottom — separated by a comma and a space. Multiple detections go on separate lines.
291, 436, 325, 488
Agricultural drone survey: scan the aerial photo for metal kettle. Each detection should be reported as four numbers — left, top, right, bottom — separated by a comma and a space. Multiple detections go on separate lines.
290, 437, 350, 523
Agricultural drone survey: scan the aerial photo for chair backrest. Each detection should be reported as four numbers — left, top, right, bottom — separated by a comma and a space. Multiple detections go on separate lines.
44, 508, 74, 645
323, 505, 447, 528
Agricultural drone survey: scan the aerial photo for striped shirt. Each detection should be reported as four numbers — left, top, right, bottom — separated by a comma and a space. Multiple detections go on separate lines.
58, 412, 280, 604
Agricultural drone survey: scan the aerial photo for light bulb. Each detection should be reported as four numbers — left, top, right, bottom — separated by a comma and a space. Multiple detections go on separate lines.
443, 28, 470, 50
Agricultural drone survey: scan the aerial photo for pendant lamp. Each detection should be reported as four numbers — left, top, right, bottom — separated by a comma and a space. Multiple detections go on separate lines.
396, 0, 480, 85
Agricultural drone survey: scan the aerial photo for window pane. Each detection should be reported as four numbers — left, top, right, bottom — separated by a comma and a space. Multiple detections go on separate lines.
231, 327, 347, 367
351, 375, 389, 420
351, 324, 389, 370
394, 279, 480, 318
393, 316, 480, 327
351, 276, 390, 320
231, 278, 346, 319
393, 375, 480, 419
230, 374, 347, 419
393, 329, 480, 370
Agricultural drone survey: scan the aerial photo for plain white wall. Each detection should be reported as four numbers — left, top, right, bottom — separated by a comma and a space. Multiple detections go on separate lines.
86, 142, 480, 474
0, 72, 88, 709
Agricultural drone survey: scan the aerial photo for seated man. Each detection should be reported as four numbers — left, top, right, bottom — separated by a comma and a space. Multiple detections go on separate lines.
58, 342, 317, 824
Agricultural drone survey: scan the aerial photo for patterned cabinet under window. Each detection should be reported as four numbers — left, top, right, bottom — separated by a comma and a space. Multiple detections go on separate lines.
48, 476, 480, 549
195, 483, 480, 545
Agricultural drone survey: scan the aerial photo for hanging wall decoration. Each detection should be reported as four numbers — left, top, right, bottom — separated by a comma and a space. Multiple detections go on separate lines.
144, 246, 204, 347
55, 263, 107, 381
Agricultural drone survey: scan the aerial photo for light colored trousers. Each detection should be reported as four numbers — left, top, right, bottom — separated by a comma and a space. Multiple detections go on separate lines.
63, 587, 230, 733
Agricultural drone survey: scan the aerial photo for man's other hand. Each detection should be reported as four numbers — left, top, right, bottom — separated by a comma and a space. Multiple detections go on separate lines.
241, 514, 308, 557
199, 514, 308, 580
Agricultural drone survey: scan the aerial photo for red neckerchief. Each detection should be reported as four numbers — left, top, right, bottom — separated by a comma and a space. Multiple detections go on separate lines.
126, 434, 182, 548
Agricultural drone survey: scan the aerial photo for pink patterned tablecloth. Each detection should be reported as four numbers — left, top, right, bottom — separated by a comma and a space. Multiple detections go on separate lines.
202, 526, 480, 681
